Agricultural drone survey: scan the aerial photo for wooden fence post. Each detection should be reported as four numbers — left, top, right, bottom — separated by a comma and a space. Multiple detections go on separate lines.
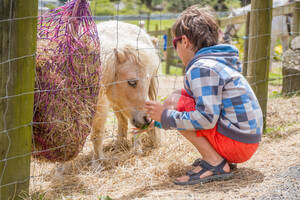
242, 12, 251, 77
165, 28, 172, 74
246, 0, 272, 131
0, 0, 37, 199
146, 12, 150, 32
293, 0, 300, 37
155, 24, 158, 33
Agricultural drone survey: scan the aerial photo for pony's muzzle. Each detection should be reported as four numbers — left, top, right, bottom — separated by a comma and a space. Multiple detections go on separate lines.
132, 111, 152, 129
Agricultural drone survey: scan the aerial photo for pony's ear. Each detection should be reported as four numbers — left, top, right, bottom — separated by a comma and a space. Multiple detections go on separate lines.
114, 48, 127, 64
101, 50, 118, 85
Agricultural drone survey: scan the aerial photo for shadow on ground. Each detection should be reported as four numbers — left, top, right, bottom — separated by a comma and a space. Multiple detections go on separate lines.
117, 167, 265, 200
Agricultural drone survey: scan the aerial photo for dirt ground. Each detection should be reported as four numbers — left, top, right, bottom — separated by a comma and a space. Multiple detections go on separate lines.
29, 74, 300, 200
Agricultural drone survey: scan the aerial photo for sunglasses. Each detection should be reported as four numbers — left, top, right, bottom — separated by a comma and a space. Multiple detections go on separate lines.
172, 36, 182, 49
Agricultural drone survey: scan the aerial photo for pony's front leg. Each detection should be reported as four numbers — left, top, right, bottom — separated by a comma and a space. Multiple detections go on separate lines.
92, 91, 109, 160
145, 76, 160, 149
148, 127, 160, 148
113, 108, 129, 149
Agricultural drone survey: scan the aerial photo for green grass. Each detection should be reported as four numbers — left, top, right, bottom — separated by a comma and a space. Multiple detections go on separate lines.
268, 90, 282, 99
225, 0, 241, 9
99, 195, 113, 200
124, 19, 176, 32
19, 191, 46, 200
269, 67, 283, 86
265, 121, 300, 138
160, 61, 183, 76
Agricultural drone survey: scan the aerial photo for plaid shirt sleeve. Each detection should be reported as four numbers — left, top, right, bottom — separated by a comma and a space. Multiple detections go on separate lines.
161, 65, 224, 130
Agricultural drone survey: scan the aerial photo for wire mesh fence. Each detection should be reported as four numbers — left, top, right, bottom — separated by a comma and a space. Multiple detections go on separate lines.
1, 0, 300, 199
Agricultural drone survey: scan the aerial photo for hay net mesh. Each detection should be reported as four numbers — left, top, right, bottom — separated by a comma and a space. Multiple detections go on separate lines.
33, 0, 100, 162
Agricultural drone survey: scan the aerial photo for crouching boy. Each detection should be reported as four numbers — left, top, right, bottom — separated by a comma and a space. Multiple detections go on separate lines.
144, 5, 263, 185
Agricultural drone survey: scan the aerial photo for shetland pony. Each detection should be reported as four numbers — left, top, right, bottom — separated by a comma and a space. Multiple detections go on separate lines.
92, 21, 160, 159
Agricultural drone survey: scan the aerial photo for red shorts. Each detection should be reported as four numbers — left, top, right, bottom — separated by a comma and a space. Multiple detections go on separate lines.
176, 89, 259, 163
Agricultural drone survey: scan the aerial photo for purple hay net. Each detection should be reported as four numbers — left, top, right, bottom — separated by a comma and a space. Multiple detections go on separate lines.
33, 0, 101, 162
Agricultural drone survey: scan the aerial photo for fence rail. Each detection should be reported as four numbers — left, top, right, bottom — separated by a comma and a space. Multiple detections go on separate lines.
218, 1, 297, 27
149, 1, 299, 75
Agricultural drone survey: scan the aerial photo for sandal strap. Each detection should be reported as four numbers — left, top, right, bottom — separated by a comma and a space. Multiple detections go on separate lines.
192, 158, 202, 166
187, 160, 206, 176
186, 159, 228, 181
188, 167, 210, 181
199, 159, 227, 175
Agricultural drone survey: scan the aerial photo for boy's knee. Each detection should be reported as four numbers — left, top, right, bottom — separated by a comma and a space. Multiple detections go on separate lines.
179, 130, 197, 136
178, 130, 200, 140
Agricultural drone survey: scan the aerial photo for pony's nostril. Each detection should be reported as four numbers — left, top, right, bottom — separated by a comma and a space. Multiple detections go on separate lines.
143, 116, 151, 124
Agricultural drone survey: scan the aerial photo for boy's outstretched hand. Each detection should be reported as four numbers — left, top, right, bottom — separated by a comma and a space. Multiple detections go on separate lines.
145, 101, 165, 122
131, 120, 154, 135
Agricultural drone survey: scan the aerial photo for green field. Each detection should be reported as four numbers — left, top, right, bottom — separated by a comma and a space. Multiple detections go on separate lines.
269, 66, 283, 86
125, 19, 176, 31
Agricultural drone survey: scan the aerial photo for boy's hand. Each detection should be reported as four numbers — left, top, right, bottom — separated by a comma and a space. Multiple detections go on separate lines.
131, 120, 154, 135
145, 101, 165, 122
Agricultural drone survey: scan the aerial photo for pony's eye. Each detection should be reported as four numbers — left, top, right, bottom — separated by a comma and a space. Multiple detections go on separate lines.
128, 80, 137, 88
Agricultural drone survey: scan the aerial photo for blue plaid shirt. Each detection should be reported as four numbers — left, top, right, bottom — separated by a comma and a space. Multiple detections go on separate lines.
161, 44, 263, 144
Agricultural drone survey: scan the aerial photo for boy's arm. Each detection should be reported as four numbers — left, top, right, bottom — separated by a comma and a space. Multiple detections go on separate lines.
161, 66, 223, 130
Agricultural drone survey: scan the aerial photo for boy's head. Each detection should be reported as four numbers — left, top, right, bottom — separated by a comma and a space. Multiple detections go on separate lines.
172, 5, 222, 52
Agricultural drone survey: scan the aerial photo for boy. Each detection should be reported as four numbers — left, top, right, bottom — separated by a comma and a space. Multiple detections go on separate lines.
144, 5, 263, 185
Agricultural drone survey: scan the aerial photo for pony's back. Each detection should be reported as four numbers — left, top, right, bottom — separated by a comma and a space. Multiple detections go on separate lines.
97, 21, 154, 54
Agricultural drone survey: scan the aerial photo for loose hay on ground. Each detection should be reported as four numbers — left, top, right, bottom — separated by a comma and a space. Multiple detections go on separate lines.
29, 75, 300, 200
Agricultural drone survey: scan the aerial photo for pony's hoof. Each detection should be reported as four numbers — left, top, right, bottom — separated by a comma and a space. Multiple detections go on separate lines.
91, 156, 105, 170
133, 145, 144, 156
54, 163, 65, 178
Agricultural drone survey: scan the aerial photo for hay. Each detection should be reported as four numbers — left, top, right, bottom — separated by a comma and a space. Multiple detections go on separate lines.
33, 0, 100, 162
28, 75, 300, 199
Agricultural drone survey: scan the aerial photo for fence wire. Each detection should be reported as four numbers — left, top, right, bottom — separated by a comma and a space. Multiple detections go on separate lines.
1, 0, 300, 199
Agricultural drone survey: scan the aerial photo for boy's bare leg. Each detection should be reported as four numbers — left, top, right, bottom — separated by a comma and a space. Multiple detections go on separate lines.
176, 130, 230, 182
161, 90, 230, 182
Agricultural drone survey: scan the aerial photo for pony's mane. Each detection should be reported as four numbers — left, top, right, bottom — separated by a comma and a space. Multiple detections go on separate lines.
100, 43, 159, 86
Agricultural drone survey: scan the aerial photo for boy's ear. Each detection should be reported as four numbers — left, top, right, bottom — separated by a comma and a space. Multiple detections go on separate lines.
181, 35, 192, 48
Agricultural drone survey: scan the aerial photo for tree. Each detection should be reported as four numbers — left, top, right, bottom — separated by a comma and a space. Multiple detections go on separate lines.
240, 0, 251, 6
166, 0, 228, 13
58, 0, 68, 4
90, 0, 115, 15
141, 0, 153, 9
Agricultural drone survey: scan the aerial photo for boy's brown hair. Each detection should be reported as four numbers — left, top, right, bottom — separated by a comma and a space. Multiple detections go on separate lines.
172, 5, 222, 52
